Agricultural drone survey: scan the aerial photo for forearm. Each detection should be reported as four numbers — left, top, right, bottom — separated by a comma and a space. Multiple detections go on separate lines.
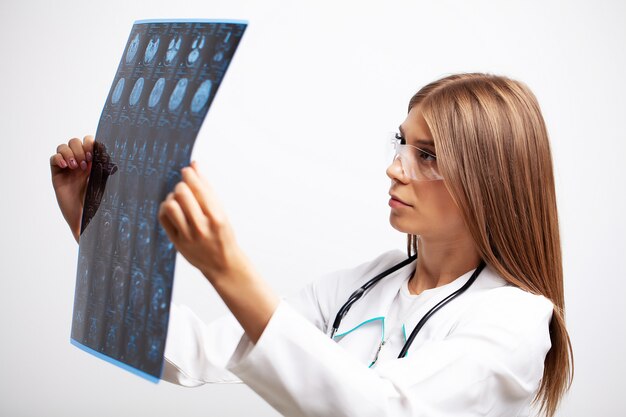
57, 200, 81, 244
207, 266, 280, 344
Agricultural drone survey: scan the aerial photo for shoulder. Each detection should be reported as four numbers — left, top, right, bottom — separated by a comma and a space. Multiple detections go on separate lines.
471, 265, 554, 328
307, 249, 412, 306
451, 264, 555, 355
286, 249, 410, 330
437, 268, 554, 400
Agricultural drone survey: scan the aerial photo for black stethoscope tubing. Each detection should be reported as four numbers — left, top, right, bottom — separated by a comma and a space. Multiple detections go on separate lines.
329, 254, 486, 359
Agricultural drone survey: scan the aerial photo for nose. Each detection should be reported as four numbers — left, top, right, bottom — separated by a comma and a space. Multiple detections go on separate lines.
386, 156, 409, 183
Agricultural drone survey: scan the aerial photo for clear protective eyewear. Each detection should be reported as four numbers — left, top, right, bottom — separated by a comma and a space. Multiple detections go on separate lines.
386, 132, 443, 181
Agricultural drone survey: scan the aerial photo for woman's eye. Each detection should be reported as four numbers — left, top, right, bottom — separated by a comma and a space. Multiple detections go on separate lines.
418, 149, 437, 162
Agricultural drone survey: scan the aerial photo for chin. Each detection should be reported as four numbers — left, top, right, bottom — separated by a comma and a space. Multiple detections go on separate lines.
389, 215, 416, 234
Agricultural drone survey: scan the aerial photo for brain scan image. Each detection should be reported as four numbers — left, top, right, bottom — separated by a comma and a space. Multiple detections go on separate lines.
128, 270, 146, 317
165, 35, 182, 65
191, 80, 212, 113
187, 35, 205, 65
73, 255, 89, 331
112, 78, 125, 104
126, 167, 140, 197
136, 220, 151, 265
105, 324, 119, 352
102, 210, 113, 242
150, 276, 167, 314
87, 316, 99, 345
117, 215, 131, 255
126, 34, 140, 64
156, 226, 175, 276
168, 78, 188, 111
129, 78, 144, 107
111, 265, 126, 305
93, 261, 108, 297
147, 337, 160, 362
126, 330, 140, 363
148, 78, 165, 108
73, 20, 248, 383
144, 36, 160, 64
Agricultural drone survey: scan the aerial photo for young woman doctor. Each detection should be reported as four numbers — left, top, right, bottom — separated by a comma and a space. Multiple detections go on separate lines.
50, 73, 573, 417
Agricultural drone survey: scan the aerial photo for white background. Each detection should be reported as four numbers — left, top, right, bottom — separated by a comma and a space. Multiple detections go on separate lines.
1, 0, 625, 415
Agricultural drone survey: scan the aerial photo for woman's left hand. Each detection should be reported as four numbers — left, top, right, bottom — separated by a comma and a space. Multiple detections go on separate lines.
158, 160, 246, 284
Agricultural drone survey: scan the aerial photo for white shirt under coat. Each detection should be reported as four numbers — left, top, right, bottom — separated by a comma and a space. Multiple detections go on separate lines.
162, 249, 554, 417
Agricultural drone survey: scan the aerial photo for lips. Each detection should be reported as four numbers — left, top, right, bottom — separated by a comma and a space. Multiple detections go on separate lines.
389, 193, 412, 206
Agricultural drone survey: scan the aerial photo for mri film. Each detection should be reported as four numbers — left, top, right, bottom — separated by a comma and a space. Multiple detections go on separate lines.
70, 19, 247, 383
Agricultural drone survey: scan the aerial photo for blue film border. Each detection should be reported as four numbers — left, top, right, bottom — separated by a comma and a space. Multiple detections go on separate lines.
70, 338, 161, 384
133, 18, 248, 25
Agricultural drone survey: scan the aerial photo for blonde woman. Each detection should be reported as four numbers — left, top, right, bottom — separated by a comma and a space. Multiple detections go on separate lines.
50, 73, 573, 416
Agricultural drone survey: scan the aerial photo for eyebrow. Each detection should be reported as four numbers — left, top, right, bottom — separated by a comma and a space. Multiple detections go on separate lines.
398, 125, 435, 147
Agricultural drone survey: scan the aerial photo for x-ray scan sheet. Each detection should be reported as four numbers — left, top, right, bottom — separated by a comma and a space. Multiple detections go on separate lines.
70, 19, 247, 382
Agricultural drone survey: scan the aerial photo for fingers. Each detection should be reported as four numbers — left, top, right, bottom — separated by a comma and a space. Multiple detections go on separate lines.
50, 152, 68, 169
68, 137, 87, 169
173, 181, 207, 236
83, 135, 95, 157
158, 192, 191, 241
159, 161, 228, 242
183, 161, 227, 225
54, 142, 78, 169
52, 135, 94, 171
158, 201, 179, 241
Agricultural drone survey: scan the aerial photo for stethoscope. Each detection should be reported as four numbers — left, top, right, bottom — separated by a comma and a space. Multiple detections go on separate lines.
329, 254, 486, 359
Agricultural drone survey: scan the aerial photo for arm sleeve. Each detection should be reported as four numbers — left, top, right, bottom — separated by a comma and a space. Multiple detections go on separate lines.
161, 303, 244, 386
160, 266, 341, 387
225, 292, 554, 417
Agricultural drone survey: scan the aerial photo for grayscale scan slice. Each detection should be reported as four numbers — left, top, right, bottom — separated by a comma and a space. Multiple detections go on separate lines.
70, 19, 247, 382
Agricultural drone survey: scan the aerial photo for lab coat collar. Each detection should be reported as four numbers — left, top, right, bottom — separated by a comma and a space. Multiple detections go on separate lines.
333, 260, 509, 342
400, 263, 508, 345
334, 256, 416, 338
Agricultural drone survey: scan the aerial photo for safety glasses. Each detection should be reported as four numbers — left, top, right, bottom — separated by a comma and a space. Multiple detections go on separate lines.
386, 132, 443, 181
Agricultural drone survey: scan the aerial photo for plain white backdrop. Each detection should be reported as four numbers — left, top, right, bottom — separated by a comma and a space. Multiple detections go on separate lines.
1, 0, 624, 415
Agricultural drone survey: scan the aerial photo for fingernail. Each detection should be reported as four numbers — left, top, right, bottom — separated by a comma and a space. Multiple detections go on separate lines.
70, 158, 77, 168
80, 160, 87, 170
86, 152, 92, 161
59, 159, 67, 168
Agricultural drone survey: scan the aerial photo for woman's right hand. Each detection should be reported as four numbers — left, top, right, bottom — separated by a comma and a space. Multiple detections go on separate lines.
50, 135, 94, 243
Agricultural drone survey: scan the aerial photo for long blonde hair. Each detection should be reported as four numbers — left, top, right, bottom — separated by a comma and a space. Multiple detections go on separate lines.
406, 73, 573, 417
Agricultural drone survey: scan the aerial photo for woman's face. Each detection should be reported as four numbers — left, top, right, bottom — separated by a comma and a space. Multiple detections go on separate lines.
386, 105, 467, 241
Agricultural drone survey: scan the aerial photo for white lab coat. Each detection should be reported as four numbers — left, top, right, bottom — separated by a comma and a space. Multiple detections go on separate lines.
162, 249, 553, 417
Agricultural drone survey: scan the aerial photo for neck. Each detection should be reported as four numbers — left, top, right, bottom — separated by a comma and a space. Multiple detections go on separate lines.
409, 235, 481, 295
